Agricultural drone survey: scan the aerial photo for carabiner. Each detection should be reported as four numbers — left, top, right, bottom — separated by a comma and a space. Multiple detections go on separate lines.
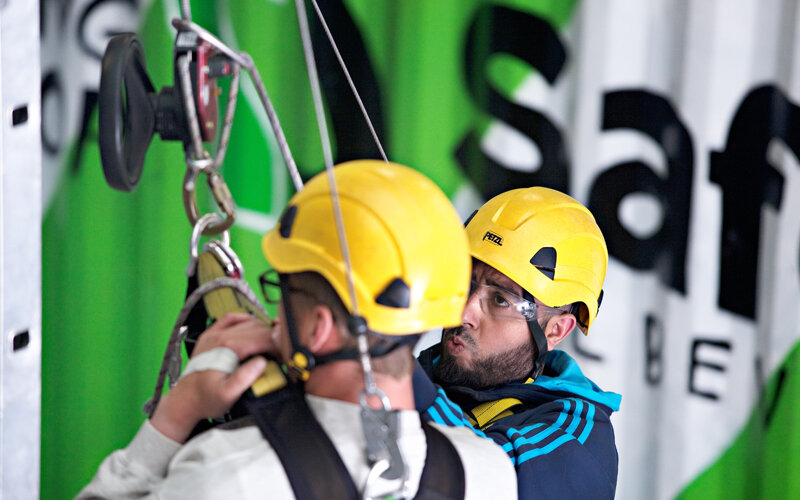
182, 167, 236, 236
187, 213, 231, 276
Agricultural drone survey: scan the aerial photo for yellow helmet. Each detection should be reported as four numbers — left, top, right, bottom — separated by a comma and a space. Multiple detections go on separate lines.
466, 187, 607, 334
262, 160, 470, 336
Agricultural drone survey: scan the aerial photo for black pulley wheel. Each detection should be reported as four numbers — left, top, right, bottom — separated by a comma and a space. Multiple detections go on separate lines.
98, 33, 157, 191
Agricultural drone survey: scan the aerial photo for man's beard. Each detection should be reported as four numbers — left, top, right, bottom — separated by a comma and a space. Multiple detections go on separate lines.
433, 327, 535, 389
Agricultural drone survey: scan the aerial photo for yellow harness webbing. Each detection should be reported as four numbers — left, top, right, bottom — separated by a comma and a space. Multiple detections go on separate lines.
467, 398, 523, 430
466, 377, 535, 430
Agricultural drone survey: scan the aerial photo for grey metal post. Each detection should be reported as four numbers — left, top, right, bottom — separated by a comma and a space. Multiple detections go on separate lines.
1, 0, 43, 498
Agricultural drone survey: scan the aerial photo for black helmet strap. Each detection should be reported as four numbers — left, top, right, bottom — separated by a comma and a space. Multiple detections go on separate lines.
523, 290, 548, 380
278, 274, 316, 381
277, 273, 414, 379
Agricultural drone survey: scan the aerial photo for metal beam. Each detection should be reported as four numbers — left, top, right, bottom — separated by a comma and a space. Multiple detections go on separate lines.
1, 0, 43, 497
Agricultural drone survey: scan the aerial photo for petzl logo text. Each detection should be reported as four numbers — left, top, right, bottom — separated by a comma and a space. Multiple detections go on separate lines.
483, 231, 503, 245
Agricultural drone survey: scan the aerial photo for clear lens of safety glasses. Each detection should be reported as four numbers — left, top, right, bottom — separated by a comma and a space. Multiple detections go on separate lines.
470, 281, 537, 321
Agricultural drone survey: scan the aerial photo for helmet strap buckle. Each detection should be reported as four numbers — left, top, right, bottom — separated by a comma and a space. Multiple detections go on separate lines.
279, 274, 317, 383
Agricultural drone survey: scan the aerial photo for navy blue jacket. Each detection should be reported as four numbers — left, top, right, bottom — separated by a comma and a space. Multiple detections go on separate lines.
415, 347, 621, 499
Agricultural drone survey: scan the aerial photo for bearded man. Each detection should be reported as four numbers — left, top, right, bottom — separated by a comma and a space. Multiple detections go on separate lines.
414, 187, 621, 500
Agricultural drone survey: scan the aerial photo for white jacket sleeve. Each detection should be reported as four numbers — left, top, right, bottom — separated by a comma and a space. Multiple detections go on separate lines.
75, 420, 182, 500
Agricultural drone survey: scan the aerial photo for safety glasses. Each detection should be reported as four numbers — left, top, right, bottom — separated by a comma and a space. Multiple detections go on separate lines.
469, 280, 538, 321
258, 269, 314, 305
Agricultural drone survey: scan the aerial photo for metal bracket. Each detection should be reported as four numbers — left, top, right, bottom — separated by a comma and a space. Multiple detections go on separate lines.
1, 1, 42, 498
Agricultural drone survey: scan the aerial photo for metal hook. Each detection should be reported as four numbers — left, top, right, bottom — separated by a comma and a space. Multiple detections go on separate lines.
358, 387, 392, 413
187, 213, 231, 276
359, 392, 409, 490
182, 167, 237, 236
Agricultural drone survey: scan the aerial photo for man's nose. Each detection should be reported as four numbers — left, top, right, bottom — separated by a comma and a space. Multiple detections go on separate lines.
461, 290, 482, 329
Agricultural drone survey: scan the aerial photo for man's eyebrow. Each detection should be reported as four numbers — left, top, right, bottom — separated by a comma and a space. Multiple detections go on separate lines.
485, 277, 522, 297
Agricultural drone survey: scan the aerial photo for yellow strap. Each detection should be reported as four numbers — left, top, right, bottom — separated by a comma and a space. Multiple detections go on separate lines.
251, 360, 288, 396
197, 251, 270, 323
197, 250, 285, 394
468, 397, 523, 430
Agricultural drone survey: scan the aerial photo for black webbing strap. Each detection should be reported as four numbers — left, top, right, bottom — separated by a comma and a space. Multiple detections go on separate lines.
415, 423, 466, 500
183, 272, 209, 358
242, 383, 359, 500
244, 384, 466, 500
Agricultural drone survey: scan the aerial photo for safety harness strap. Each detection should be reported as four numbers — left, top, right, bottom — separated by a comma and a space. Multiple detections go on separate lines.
242, 383, 359, 500
244, 382, 466, 500
416, 423, 466, 500
467, 397, 524, 431
183, 271, 209, 358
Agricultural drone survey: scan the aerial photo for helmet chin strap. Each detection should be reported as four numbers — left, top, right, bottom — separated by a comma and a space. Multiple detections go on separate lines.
277, 273, 417, 381
278, 274, 315, 382
523, 291, 548, 380
277, 274, 366, 381
526, 318, 549, 380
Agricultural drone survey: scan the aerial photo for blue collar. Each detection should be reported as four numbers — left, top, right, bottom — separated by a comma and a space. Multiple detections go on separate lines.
533, 350, 621, 411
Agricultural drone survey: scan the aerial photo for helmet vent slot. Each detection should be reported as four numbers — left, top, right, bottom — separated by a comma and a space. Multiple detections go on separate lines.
530, 247, 557, 280
463, 209, 478, 227
279, 205, 298, 238
375, 278, 411, 308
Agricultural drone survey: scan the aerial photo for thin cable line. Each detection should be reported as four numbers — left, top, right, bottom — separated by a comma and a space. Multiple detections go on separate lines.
309, 0, 388, 163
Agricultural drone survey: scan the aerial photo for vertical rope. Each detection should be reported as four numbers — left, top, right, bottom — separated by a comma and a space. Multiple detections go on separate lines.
293, 0, 360, 317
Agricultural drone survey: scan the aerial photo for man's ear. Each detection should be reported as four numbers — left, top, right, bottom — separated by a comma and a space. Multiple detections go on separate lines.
545, 313, 576, 350
307, 304, 339, 354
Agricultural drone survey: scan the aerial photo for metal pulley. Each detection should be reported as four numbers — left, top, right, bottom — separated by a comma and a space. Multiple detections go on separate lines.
98, 30, 232, 191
